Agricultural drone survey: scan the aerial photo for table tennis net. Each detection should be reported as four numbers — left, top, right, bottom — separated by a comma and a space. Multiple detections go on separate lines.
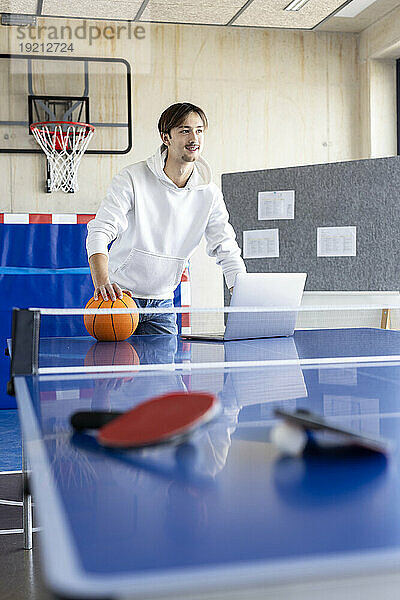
8, 302, 400, 381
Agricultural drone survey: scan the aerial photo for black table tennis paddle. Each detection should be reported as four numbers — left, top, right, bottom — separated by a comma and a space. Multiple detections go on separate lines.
274, 408, 391, 456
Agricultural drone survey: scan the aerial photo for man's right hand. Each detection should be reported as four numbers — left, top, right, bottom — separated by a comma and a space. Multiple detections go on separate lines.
95, 281, 123, 302
89, 253, 133, 302
94, 282, 134, 302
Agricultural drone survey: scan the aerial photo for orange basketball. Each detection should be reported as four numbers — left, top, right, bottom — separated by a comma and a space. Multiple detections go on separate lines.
84, 292, 139, 341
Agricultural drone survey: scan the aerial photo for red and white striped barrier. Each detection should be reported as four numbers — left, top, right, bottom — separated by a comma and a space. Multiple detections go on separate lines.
0, 213, 95, 224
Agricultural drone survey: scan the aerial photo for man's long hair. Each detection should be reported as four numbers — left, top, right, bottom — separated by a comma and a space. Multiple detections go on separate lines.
158, 102, 208, 153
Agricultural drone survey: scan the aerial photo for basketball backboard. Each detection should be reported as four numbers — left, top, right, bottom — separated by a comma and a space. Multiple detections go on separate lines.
0, 54, 132, 154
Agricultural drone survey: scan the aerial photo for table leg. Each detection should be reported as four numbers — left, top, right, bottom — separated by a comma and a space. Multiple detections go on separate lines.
22, 442, 33, 550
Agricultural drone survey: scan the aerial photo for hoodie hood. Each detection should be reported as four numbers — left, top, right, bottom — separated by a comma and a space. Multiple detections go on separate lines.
146, 145, 212, 191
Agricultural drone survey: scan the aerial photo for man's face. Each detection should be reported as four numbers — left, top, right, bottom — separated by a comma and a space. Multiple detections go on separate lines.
162, 112, 205, 164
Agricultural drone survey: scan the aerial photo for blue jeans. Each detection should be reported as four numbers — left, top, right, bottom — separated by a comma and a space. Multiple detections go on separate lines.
132, 298, 177, 335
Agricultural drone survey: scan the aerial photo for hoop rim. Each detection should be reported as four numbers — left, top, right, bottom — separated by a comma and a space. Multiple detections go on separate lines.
30, 120, 95, 133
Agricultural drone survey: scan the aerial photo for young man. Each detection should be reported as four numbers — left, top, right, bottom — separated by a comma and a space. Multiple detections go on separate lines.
86, 102, 246, 334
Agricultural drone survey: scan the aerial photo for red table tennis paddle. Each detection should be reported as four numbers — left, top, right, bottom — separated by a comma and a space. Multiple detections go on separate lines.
70, 391, 220, 449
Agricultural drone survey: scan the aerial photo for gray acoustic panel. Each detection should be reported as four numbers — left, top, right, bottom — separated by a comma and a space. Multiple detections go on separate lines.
222, 156, 400, 293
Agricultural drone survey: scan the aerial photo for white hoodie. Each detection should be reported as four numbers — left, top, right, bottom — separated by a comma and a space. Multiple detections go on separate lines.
86, 146, 246, 299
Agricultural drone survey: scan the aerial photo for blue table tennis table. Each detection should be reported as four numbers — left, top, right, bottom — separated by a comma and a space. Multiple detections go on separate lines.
12, 327, 400, 599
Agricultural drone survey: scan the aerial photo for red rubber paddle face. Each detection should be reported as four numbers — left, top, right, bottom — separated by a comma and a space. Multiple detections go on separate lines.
97, 391, 219, 449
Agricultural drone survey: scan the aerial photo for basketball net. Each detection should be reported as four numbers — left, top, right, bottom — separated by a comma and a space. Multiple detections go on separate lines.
30, 121, 95, 193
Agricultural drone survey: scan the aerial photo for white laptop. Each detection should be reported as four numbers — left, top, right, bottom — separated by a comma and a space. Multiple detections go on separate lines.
181, 272, 307, 342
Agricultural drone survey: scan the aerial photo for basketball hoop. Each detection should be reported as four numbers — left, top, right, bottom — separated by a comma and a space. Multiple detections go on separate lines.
30, 121, 95, 193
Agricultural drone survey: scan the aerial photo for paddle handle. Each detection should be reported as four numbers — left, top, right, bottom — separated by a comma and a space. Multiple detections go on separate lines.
70, 411, 123, 431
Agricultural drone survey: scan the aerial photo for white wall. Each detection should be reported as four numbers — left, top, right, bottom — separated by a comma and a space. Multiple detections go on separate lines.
358, 4, 400, 159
